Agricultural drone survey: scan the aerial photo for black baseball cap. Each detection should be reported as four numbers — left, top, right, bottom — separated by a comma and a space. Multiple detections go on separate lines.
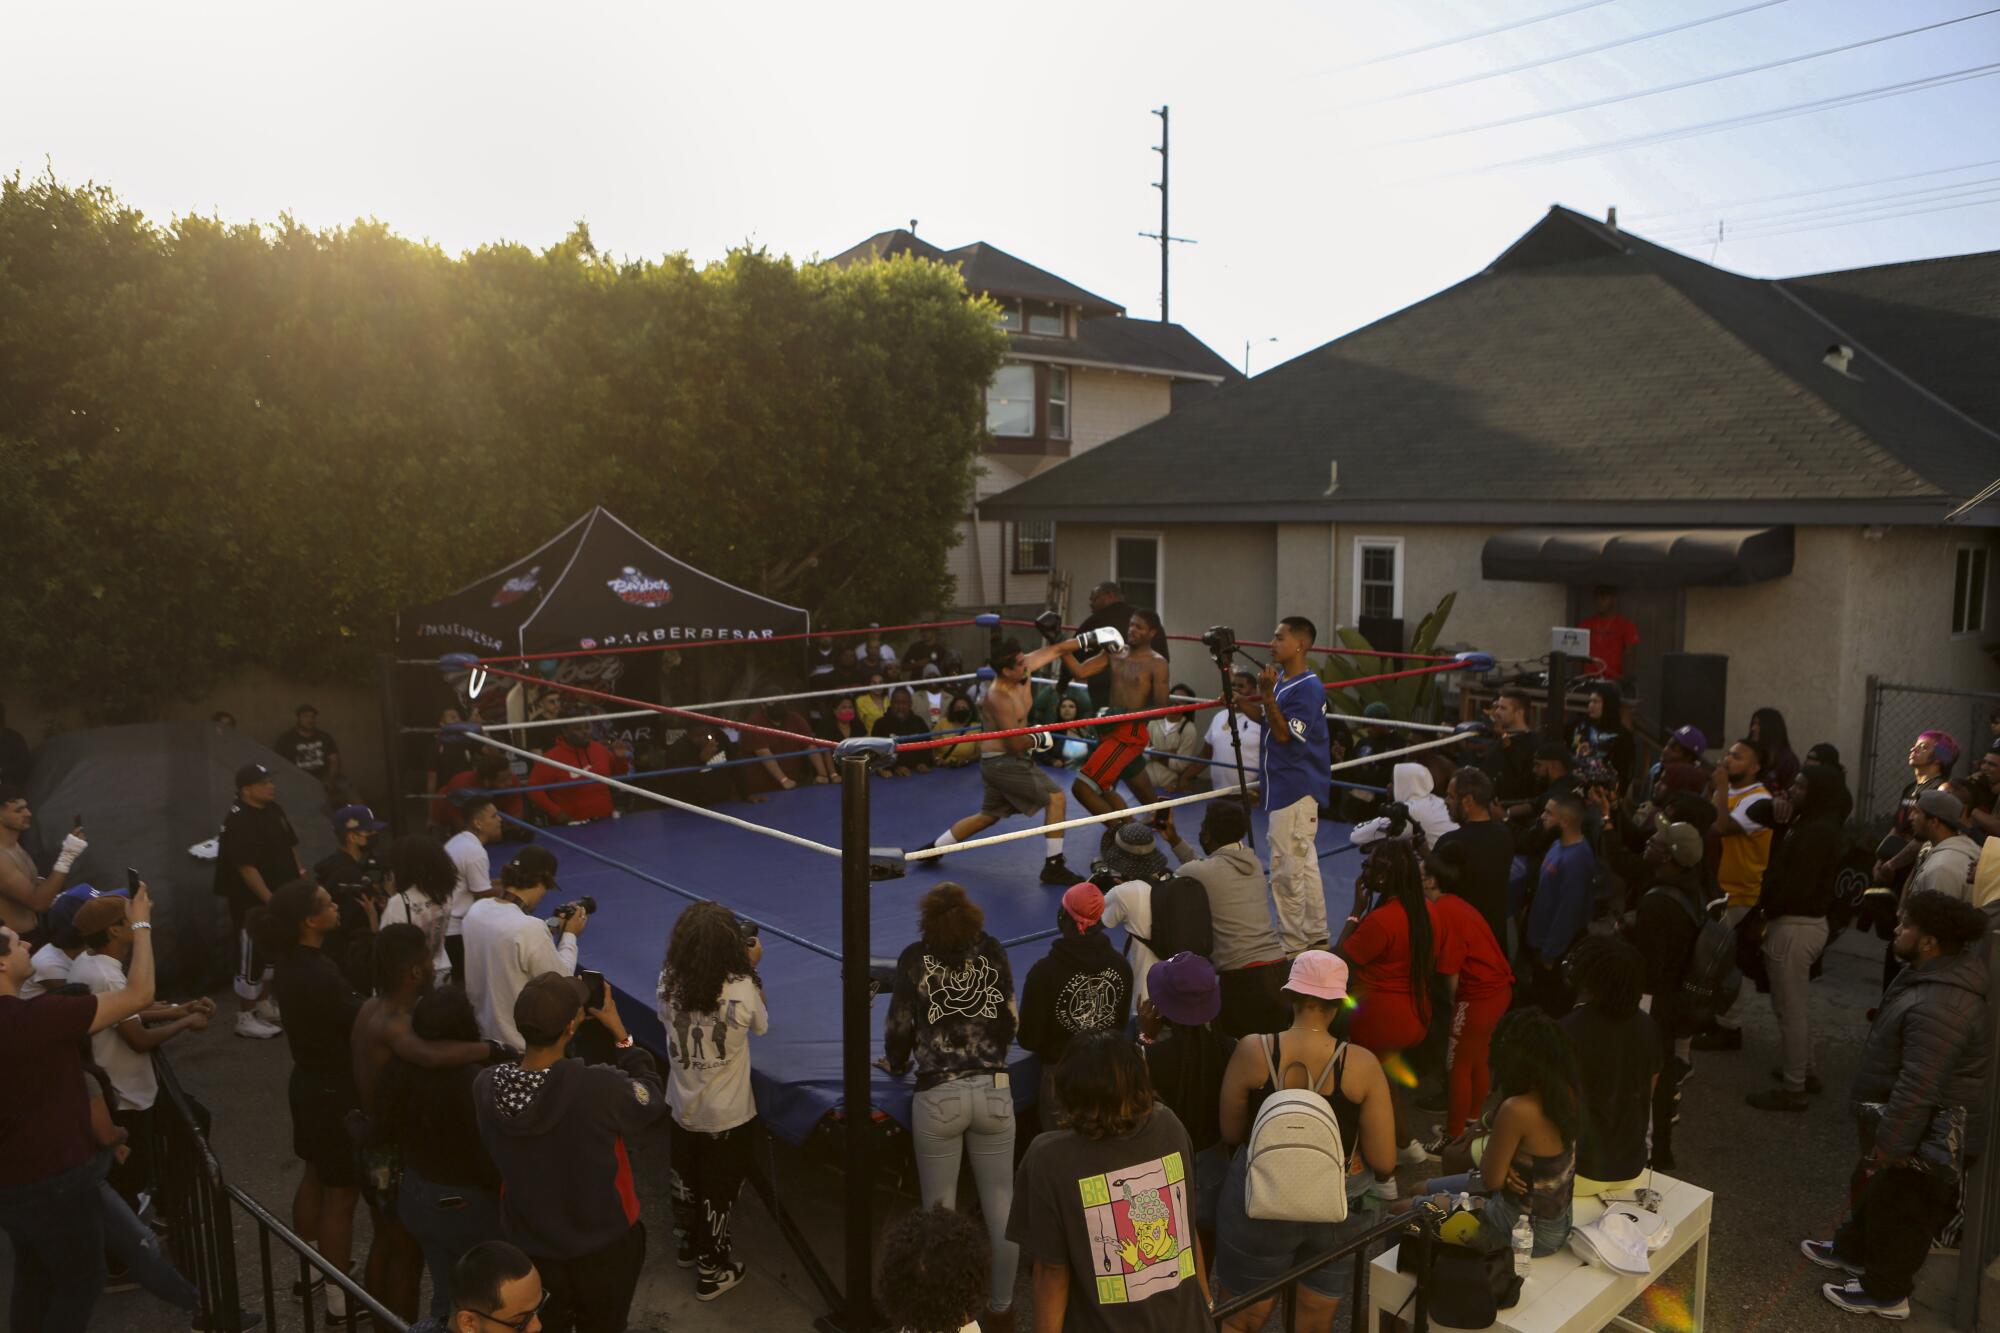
501, 846, 560, 891
234, 763, 274, 790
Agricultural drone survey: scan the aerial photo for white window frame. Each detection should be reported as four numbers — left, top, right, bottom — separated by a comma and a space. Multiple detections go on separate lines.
1046, 365, 1070, 441
1953, 544, 1989, 638
1110, 531, 1164, 618
1351, 535, 1405, 622
985, 363, 1035, 438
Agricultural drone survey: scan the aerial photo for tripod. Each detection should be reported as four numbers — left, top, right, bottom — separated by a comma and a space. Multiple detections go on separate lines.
1205, 629, 1260, 853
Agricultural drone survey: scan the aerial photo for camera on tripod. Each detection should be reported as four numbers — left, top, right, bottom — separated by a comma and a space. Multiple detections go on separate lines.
1201, 625, 1238, 662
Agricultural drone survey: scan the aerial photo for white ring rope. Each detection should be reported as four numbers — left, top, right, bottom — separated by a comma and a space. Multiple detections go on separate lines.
1325, 712, 1460, 735
452, 671, 1002, 736
1331, 731, 1476, 768
459, 731, 843, 859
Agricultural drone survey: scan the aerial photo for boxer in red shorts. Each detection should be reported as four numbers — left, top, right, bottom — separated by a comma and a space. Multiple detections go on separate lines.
1061, 609, 1171, 837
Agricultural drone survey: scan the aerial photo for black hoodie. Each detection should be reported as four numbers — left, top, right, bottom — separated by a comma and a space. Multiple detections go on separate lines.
472, 1047, 667, 1260
1017, 923, 1132, 1065
1756, 764, 1847, 919
883, 931, 1017, 1090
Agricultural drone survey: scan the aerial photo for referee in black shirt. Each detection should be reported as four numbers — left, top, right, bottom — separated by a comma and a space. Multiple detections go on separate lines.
214, 763, 303, 1040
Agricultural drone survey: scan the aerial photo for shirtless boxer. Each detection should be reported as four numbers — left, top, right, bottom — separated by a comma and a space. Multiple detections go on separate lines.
1059, 609, 1170, 834
923, 629, 1123, 885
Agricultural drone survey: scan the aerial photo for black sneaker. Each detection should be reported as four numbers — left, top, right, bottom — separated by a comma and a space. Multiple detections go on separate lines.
1040, 856, 1076, 886
676, 1234, 696, 1268
1691, 1027, 1742, 1051
1771, 1066, 1825, 1095
1800, 1239, 1863, 1276
1417, 1130, 1453, 1161
696, 1260, 747, 1301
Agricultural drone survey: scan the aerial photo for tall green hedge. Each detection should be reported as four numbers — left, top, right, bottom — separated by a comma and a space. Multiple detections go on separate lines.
0, 174, 1007, 717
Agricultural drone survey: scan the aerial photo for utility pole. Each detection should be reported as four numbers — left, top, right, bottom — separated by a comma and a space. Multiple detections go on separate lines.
1138, 105, 1196, 323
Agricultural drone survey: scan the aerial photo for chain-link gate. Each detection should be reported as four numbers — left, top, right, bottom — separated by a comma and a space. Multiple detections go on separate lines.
1855, 676, 2000, 821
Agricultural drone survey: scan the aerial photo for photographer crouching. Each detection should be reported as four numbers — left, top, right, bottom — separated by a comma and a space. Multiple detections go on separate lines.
462, 847, 589, 1053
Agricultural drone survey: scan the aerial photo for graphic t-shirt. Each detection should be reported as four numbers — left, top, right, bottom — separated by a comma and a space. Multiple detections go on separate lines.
1006, 1106, 1210, 1332
1260, 670, 1329, 813
657, 973, 767, 1133
275, 727, 339, 778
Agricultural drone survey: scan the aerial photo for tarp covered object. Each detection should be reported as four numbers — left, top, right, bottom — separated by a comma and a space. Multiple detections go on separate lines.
397, 507, 810, 662
24, 722, 337, 991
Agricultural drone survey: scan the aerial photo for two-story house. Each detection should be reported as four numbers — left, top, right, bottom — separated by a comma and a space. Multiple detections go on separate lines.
829, 228, 1237, 609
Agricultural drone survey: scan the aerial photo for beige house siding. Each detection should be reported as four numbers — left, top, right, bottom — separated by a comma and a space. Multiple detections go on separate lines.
1050, 522, 1277, 642
1067, 368, 1174, 454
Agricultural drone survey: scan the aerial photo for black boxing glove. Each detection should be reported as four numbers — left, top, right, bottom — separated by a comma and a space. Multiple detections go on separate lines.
1034, 609, 1064, 643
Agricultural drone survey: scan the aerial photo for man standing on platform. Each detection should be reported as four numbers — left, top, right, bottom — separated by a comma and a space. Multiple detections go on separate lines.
1250, 617, 1331, 954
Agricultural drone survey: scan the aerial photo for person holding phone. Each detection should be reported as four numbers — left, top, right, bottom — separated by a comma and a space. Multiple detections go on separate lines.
655, 902, 768, 1302
0, 786, 89, 941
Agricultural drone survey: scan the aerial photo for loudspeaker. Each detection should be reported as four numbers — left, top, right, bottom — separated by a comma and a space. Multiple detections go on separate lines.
1659, 652, 1728, 750
1358, 615, 1405, 654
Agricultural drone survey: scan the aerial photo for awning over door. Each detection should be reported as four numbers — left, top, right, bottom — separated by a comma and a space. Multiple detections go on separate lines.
1480, 526, 1794, 588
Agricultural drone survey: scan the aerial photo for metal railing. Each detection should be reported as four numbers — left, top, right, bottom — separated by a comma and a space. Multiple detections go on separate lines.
1208, 1206, 1412, 1330
150, 1052, 407, 1332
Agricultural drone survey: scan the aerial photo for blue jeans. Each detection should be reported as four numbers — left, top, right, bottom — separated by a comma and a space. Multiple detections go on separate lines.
397, 1170, 506, 1318
0, 1154, 109, 1333
911, 1074, 1020, 1313
101, 1182, 201, 1312
1420, 1171, 1572, 1256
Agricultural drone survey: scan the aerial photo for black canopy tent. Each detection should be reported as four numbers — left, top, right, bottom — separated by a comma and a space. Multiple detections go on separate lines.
390, 508, 810, 820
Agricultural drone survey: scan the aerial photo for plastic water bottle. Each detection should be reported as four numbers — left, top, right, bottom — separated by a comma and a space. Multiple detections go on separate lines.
1512, 1214, 1534, 1279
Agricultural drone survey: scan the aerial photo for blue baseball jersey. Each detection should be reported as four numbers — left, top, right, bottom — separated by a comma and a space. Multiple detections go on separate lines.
1260, 670, 1330, 812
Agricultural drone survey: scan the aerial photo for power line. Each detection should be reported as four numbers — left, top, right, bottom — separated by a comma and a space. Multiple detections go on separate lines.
1668, 189, 2000, 246
1392, 7, 2000, 144
1335, 0, 1622, 70
1351, 0, 1793, 106
1644, 175, 2000, 237
1625, 156, 2000, 221
1458, 61, 2000, 173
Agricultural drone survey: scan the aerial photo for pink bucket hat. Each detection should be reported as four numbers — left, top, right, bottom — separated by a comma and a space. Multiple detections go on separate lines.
1284, 950, 1350, 1002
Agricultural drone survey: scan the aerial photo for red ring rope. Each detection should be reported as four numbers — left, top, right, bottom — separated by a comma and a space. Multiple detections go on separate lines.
473, 662, 833, 749
895, 697, 1221, 754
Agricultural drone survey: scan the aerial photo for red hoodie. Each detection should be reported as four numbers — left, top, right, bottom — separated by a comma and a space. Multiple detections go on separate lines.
527, 739, 628, 823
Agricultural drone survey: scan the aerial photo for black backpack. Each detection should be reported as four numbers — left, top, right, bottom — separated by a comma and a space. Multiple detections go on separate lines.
1645, 881, 1742, 1036
1131, 875, 1214, 961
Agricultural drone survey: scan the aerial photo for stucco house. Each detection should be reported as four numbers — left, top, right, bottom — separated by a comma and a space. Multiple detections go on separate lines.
981, 205, 2000, 768
829, 229, 1237, 608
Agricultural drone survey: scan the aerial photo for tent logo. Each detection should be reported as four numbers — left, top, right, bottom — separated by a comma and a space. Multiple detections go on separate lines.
607, 566, 674, 607
491, 565, 541, 609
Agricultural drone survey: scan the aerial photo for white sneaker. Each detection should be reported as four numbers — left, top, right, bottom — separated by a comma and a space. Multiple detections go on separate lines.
235, 1012, 283, 1040
324, 1266, 353, 1321
1399, 1138, 1430, 1166
1369, 1174, 1400, 1203
254, 997, 283, 1028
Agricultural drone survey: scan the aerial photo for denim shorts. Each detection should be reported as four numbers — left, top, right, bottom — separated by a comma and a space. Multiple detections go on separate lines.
1213, 1144, 1366, 1301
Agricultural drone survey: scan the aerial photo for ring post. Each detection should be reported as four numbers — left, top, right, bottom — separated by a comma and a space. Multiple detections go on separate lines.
831, 736, 894, 1333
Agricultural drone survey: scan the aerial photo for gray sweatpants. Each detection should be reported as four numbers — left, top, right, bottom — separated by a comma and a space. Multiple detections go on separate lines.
1765, 915, 1829, 1091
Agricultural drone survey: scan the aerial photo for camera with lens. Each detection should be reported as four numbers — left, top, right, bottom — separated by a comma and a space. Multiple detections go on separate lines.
1382, 801, 1411, 838
547, 895, 598, 941
1201, 625, 1239, 660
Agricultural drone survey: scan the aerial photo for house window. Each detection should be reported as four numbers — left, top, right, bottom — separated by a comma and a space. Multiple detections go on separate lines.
1113, 533, 1162, 615
1014, 520, 1054, 573
1352, 536, 1404, 621
985, 364, 1035, 437
994, 302, 1022, 332
1047, 366, 1070, 440
1026, 302, 1066, 337
1954, 545, 1988, 637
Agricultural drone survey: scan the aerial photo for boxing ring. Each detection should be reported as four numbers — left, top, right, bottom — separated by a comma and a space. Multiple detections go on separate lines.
407, 613, 1491, 1328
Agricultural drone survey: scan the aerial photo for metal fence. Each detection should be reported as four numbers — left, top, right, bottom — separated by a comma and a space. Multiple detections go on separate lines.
1856, 677, 2000, 821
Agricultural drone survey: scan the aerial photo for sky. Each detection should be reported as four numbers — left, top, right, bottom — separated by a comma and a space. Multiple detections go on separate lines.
5, 0, 1997, 375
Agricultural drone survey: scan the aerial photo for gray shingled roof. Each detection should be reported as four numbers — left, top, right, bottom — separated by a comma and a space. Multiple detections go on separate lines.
1010, 317, 1241, 383
825, 229, 1123, 314
982, 206, 2000, 527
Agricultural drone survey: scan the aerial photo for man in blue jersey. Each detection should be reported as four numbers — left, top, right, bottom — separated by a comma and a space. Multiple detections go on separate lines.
1252, 617, 1332, 953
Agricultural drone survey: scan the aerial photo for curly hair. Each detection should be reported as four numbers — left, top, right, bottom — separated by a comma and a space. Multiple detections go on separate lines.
918, 883, 984, 958
1902, 889, 1987, 952
1489, 1008, 1583, 1146
1567, 934, 1643, 1018
875, 1205, 990, 1333
657, 900, 755, 1017
387, 835, 457, 906
1055, 1032, 1156, 1140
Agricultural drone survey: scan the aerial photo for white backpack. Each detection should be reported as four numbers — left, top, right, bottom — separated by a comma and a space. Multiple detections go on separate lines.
1243, 1035, 1351, 1224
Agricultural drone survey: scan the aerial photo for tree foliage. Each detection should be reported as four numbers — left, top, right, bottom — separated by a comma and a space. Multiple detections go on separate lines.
1317, 593, 1458, 721
0, 173, 1007, 717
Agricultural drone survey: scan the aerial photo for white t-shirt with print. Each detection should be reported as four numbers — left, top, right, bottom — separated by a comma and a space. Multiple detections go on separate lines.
1101, 882, 1161, 1008
658, 973, 768, 1133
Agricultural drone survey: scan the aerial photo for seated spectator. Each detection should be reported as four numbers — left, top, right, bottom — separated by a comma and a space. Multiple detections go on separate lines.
1214, 951, 1396, 1330
902, 627, 944, 676
1019, 884, 1133, 1126
0, 887, 161, 1332
1560, 936, 1659, 1193
525, 714, 630, 826
405, 1240, 543, 1333
429, 752, 525, 836
465, 848, 582, 1051
656, 901, 768, 1301
1412, 1007, 1579, 1257
1420, 852, 1513, 1145
931, 695, 982, 769
870, 688, 934, 778
475, 973, 666, 1332
1200, 671, 1263, 796
1159, 804, 1288, 1039
383, 834, 457, 985
425, 705, 475, 796
1147, 687, 1206, 794
856, 674, 892, 734
1046, 694, 1093, 768
863, 624, 898, 671
1352, 762, 1459, 850
1008, 1033, 1212, 1330
380, 988, 507, 1321
745, 700, 816, 793
659, 725, 760, 806
1139, 953, 1235, 1270
875, 1205, 991, 1333
880, 885, 1018, 1329
913, 663, 953, 736
258, 878, 366, 1318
